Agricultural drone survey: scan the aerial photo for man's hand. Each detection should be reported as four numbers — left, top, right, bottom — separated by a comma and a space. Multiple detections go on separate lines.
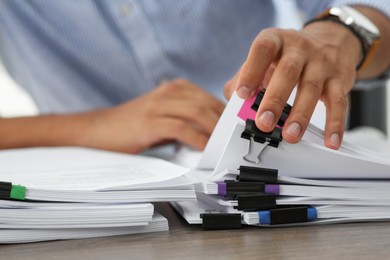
225, 24, 359, 149
75, 78, 225, 153
225, 6, 390, 150
0, 79, 225, 153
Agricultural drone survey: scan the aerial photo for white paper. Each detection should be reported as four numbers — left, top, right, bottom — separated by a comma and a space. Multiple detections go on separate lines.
0, 147, 190, 191
0, 212, 168, 243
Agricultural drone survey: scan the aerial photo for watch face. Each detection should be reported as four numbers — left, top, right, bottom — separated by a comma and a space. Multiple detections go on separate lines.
326, 5, 381, 70
332, 6, 380, 35
345, 7, 379, 34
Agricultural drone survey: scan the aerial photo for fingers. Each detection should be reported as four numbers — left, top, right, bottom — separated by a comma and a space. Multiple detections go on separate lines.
154, 99, 221, 134
322, 79, 349, 149
152, 118, 209, 150
224, 69, 240, 100
282, 62, 325, 143
237, 30, 282, 99
159, 79, 225, 116
228, 25, 358, 149
256, 53, 304, 133
262, 62, 277, 87
146, 78, 226, 150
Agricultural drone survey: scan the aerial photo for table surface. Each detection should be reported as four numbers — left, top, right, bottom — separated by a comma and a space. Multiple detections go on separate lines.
2, 203, 390, 260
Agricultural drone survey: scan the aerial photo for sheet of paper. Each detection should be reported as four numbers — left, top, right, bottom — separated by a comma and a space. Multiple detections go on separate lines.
0, 212, 168, 244
197, 92, 245, 170
0, 203, 153, 227
0, 147, 190, 191
207, 93, 390, 179
26, 188, 196, 203
214, 123, 390, 178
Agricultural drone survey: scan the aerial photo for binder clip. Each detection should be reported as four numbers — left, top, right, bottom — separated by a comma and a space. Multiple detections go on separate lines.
237, 165, 278, 183
235, 194, 277, 211
250, 88, 292, 127
250, 88, 266, 112
218, 180, 266, 198
0, 181, 26, 201
200, 212, 242, 230
241, 119, 282, 163
259, 206, 317, 225
0, 182, 12, 200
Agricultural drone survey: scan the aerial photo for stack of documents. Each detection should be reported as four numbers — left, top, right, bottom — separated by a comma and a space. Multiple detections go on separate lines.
0, 213, 168, 244
4, 88, 390, 241
173, 89, 390, 228
0, 147, 200, 243
0, 201, 168, 243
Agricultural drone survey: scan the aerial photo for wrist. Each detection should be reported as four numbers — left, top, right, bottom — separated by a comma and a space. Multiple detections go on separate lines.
71, 109, 112, 150
304, 6, 381, 73
302, 21, 362, 69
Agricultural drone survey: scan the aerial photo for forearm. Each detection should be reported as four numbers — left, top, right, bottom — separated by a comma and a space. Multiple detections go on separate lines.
354, 6, 390, 79
0, 112, 101, 150
0, 79, 226, 153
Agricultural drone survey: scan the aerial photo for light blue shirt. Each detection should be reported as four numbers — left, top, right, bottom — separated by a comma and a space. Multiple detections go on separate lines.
0, 0, 389, 113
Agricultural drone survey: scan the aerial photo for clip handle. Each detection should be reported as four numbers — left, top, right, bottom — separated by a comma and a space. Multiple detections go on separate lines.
201, 213, 242, 230
238, 165, 278, 183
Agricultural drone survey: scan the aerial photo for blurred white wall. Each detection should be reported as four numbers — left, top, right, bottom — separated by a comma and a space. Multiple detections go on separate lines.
0, 61, 38, 117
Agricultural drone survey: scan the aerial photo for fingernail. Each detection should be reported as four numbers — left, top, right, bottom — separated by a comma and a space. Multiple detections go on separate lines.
330, 133, 340, 147
286, 122, 301, 138
237, 86, 252, 99
258, 111, 275, 128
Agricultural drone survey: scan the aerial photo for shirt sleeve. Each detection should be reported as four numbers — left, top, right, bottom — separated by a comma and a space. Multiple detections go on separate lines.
295, 0, 390, 20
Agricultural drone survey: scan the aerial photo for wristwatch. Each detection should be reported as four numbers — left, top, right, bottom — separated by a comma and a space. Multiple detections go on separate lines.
305, 6, 381, 71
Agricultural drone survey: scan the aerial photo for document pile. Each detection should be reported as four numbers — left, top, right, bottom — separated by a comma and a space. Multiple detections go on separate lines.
0, 147, 199, 243
173, 89, 390, 229
3, 88, 390, 242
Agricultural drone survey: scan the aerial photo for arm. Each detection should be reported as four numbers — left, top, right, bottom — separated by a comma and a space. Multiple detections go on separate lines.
0, 79, 225, 153
225, 4, 390, 149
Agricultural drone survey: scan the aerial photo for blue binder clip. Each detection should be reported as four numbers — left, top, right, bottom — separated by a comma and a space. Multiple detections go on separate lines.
259, 206, 317, 225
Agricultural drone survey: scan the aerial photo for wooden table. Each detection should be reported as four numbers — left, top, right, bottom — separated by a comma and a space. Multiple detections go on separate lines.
2, 203, 390, 260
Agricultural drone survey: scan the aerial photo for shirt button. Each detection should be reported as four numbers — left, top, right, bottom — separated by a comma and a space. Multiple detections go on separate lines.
120, 3, 133, 16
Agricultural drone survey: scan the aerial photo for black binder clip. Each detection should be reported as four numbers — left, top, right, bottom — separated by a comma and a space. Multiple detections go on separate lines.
235, 194, 277, 211
201, 213, 242, 230
237, 165, 278, 183
222, 180, 266, 198
0, 182, 12, 200
241, 119, 282, 148
241, 119, 282, 163
251, 88, 266, 112
250, 88, 292, 127
278, 104, 292, 127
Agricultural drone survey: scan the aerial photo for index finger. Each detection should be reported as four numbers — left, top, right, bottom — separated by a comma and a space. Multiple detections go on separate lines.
237, 29, 282, 99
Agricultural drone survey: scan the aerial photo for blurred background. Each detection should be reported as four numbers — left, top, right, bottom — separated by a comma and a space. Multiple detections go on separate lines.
0, 0, 388, 148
